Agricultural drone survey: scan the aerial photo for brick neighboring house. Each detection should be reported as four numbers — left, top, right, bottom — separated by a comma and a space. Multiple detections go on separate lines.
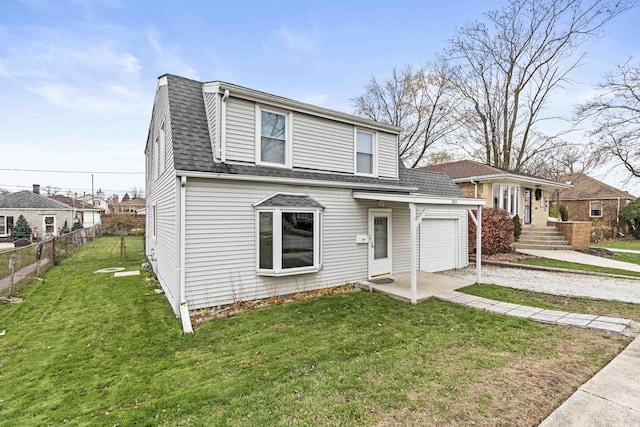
556, 172, 637, 239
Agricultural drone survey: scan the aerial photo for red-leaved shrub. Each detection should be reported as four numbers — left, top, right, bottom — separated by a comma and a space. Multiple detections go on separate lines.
468, 208, 515, 255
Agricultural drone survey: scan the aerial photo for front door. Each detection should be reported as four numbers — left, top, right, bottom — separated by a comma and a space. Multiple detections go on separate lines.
524, 189, 532, 224
368, 209, 392, 278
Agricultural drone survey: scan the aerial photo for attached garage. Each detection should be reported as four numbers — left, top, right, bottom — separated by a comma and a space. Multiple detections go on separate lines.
420, 218, 460, 272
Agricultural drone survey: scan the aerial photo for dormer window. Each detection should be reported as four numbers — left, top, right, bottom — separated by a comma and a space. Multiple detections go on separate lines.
355, 129, 377, 176
256, 107, 292, 167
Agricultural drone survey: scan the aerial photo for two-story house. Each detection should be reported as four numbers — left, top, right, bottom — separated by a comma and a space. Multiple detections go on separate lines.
145, 75, 484, 332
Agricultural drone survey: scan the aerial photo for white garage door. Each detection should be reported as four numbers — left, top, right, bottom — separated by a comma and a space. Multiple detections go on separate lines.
420, 218, 459, 272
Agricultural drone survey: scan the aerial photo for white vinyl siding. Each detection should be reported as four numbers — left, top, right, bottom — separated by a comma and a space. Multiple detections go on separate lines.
184, 179, 383, 310
377, 132, 398, 179
145, 84, 180, 314
225, 97, 255, 163
203, 91, 219, 161
292, 113, 354, 173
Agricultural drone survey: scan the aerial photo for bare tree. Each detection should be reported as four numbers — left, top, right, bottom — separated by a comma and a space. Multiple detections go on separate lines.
447, 0, 631, 171
353, 63, 460, 167
577, 58, 640, 178
42, 185, 61, 196
522, 142, 590, 179
0, 188, 9, 196
129, 187, 145, 199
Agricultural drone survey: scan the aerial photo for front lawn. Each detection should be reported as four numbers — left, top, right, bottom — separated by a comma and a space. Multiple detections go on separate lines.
517, 257, 640, 277
594, 238, 640, 251
0, 237, 630, 426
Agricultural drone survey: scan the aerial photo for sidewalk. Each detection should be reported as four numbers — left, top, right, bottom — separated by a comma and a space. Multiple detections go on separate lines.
434, 290, 640, 426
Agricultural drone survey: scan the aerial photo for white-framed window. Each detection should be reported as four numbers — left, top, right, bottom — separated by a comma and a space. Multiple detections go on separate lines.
492, 184, 520, 216
43, 215, 56, 235
256, 106, 292, 167
151, 205, 157, 239
0, 216, 13, 236
590, 200, 603, 217
355, 129, 377, 176
256, 208, 322, 276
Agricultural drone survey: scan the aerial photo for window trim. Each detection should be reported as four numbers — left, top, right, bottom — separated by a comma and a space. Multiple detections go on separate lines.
255, 105, 293, 168
354, 128, 378, 177
151, 204, 157, 240
43, 215, 56, 236
0, 215, 6, 236
492, 183, 520, 216
589, 200, 603, 218
255, 207, 322, 276
157, 121, 166, 177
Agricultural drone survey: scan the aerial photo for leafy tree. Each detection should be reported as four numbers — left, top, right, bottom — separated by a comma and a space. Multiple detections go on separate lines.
353, 63, 460, 167
10, 215, 32, 240
619, 199, 640, 239
577, 59, 640, 179
446, 0, 631, 171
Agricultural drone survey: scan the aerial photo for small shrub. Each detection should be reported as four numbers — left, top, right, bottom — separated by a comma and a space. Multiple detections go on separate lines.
61, 220, 70, 234
548, 205, 559, 219
512, 214, 522, 241
619, 199, 640, 240
469, 208, 515, 255
558, 204, 569, 221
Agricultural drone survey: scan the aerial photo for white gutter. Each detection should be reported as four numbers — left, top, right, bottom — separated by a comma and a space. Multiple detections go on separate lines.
352, 191, 486, 206
452, 174, 571, 189
174, 169, 417, 192
470, 179, 478, 198
220, 89, 230, 163
179, 175, 193, 334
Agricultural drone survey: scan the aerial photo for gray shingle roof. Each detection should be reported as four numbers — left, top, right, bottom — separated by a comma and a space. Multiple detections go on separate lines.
255, 193, 325, 208
0, 191, 73, 210
163, 74, 468, 199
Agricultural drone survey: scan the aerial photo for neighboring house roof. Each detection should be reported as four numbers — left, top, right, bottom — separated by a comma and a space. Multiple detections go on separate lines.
49, 195, 104, 211
159, 74, 465, 199
118, 198, 146, 206
557, 172, 637, 201
0, 191, 73, 210
422, 160, 570, 189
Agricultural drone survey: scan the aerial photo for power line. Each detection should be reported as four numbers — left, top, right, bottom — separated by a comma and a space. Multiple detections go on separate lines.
0, 168, 143, 174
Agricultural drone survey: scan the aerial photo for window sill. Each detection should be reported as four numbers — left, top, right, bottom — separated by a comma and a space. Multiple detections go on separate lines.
257, 266, 321, 277
354, 171, 378, 178
256, 161, 292, 169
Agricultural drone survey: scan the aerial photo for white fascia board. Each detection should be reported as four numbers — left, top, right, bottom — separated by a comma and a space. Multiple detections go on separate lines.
352, 192, 486, 206
158, 75, 168, 87
452, 174, 571, 189
202, 82, 401, 134
175, 170, 417, 192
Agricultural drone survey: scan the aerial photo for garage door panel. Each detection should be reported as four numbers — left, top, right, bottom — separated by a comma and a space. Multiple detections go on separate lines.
420, 218, 458, 272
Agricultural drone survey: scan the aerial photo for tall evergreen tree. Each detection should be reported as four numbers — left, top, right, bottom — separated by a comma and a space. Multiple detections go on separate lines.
10, 215, 32, 240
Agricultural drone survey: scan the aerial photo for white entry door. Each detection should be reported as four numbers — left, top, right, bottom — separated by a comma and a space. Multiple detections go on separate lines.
368, 209, 392, 278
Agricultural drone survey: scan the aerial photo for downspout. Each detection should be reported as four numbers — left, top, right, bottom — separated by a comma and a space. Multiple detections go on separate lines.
470, 180, 478, 198
179, 175, 193, 333
220, 89, 230, 163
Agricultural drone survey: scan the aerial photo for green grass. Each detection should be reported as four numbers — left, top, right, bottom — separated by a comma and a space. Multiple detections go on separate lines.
517, 257, 640, 277
0, 237, 629, 426
594, 238, 640, 250
460, 283, 640, 323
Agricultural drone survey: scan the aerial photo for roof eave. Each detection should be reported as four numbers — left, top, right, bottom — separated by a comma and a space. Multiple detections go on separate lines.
451, 174, 571, 189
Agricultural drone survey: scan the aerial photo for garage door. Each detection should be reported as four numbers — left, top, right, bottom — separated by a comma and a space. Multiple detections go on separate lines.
420, 218, 459, 272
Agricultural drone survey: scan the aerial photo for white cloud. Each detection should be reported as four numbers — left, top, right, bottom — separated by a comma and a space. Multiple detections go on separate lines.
147, 33, 199, 80
278, 26, 318, 52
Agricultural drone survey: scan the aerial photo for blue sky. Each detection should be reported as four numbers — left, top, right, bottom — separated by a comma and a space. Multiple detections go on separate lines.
1, 0, 639, 197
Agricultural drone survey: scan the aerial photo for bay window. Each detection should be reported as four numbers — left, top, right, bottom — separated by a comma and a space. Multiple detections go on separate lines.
257, 208, 322, 275
492, 184, 520, 216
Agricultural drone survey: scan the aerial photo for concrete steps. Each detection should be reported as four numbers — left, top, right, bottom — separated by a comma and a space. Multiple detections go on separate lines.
513, 226, 572, 250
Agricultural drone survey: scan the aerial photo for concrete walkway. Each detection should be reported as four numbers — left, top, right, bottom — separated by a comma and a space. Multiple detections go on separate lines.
436, 290, 640, 336
0, 259, 48, 293
517, 249, 640, 273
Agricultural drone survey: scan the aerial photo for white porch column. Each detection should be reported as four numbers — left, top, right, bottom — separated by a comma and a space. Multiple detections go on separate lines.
476, 206, 482, 283
409, 202, 417, 304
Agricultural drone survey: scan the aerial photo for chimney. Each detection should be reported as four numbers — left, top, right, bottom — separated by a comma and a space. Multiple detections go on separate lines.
33, 184, 40, 195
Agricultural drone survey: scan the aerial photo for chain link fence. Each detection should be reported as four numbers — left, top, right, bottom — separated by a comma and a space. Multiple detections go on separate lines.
0, 227, 97, 299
